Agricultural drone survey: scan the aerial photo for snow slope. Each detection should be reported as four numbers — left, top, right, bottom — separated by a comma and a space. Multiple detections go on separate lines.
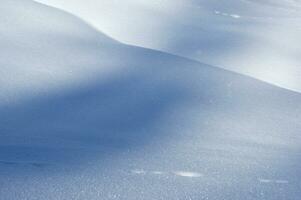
1, 0, 301, 199
36, 0, 301, 92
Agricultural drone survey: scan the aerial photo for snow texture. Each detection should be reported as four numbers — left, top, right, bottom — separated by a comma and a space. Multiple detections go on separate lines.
36, 0, 301, 92
0, 0, 301, 199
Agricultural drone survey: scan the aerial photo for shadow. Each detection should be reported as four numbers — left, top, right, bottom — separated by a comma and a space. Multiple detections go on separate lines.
0, 63, 191, 166
2, 1, 301, 199
0, 0, 196, 170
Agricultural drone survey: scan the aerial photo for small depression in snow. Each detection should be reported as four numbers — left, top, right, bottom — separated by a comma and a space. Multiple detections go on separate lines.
130, 169, 203, 178
151, 171, 164, 175
214, 10, 241, 19
131, 169, 146, 175
258, 178, 289, 184
173, 171, 203, 178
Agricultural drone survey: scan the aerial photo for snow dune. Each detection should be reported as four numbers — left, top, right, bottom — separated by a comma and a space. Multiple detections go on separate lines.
1, 0, 301, 199
36, 0, 301, 92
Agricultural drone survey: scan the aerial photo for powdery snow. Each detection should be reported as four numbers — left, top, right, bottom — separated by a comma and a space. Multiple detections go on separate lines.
0, 0, 301, 200
36, 0, 301, 92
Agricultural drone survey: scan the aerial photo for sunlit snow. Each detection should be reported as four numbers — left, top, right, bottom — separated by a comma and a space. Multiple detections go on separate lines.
1, 0, 301, 200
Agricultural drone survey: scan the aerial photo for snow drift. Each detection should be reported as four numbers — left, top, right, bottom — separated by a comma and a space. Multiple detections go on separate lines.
0, 0, 301, 199
36, 0, 301, 92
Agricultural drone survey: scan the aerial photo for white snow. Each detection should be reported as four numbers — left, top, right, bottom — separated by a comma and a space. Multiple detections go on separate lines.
259, 178, 289, 184
0, 0, 301, 200
131, 169, 146, 175
151, 171, 164, 175
173, 171, 203, 178
214, 10, 241, 18
35, 0, 301, 92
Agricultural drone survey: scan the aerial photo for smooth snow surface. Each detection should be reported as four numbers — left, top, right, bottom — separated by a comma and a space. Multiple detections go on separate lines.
36, 0, 301, 92
1, 0, 301, 200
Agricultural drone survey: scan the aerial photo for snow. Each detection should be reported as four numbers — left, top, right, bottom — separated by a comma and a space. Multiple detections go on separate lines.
258, 179, 289, 184
173, 171, 203, 178
35, 0, 301, 92
0, 0, 301, 199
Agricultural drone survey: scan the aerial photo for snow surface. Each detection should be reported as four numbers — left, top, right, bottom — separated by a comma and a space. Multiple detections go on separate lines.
1, 0, 301, 199
36, 0, 301, 92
